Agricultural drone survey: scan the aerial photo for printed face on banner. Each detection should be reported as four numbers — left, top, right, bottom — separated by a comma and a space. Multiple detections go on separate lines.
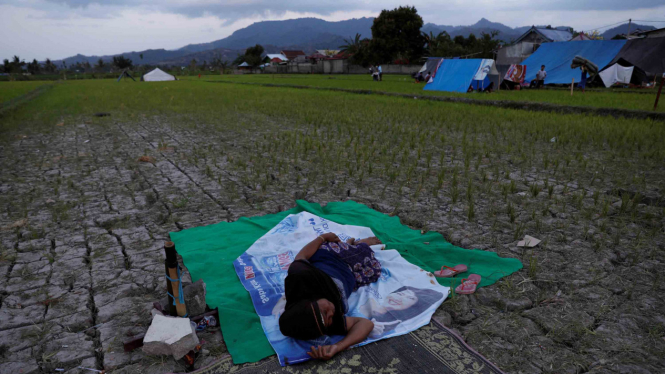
234, 212, 450, 366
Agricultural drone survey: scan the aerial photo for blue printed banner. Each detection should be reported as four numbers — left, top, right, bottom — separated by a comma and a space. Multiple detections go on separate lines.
233, 212, 450, 366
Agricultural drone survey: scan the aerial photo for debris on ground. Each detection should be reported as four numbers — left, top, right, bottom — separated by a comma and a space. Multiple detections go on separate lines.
142, 314, 200, 360
517, 235, 541, 247
138, 155, 156, 163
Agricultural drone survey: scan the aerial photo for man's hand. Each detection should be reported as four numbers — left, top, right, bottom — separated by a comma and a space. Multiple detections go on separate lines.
307, 344, 340, 360
320, 233, 340, 242
368, 318, 399, 338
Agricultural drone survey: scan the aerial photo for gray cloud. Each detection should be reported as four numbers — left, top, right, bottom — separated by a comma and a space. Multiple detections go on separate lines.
3, 0, 665, 61
40, 0, 368, 20
34, 0, 665, 21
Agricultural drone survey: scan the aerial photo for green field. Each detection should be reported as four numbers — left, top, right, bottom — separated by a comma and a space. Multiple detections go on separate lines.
0, 81, 51, 103
0, 77, 664, 373
192, 73, 665, 112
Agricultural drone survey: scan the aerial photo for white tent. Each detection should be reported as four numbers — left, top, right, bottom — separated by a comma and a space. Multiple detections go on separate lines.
143, 68, 176, 82
599, 64, 634, 88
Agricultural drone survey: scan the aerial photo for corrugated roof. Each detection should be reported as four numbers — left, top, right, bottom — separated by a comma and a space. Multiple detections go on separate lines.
514, 26, 573, 43
281, 50, 306, 60
537, 28, 573, 42
266, 54, 287, 61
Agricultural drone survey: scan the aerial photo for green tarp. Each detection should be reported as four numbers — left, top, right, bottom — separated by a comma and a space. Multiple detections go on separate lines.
170, 200, 523, 364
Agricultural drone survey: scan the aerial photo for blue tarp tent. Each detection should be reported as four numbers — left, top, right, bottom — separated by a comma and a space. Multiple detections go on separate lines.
521, 40, 626, 84
424, 59, 483, 93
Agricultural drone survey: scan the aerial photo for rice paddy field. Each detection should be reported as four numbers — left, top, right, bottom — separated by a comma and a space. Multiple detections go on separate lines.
191, 73, 665, 113
0, 77, 664, 374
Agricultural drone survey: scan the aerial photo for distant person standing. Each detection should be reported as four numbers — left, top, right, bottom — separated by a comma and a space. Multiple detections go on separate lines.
377, 65, 383, 81
579, 65, 588, 93
535, 65, 546, 88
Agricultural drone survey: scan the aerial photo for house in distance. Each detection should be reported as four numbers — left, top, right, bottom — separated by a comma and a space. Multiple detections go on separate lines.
280, 50, 306, 62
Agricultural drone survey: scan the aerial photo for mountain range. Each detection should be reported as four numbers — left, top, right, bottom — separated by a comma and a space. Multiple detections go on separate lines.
52, 17, 653, 67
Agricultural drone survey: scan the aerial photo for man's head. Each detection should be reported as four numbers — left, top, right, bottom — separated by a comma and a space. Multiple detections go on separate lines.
541, 65, 545, 70
279, 298, 345, 339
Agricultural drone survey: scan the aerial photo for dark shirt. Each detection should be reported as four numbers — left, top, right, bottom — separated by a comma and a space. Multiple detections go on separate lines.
309, 248, 355, 312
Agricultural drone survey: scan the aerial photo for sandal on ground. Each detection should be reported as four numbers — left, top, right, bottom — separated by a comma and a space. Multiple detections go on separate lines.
434, 264, 468, 278
455, 274, 481, 295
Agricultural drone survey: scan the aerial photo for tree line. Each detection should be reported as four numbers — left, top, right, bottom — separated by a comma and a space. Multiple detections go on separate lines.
234, 6, 502, 68
339, 6, 502, 67
5, 6, 504, 75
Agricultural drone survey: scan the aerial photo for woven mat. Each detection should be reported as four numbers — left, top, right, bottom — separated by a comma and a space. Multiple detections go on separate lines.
190, 319, 505, 374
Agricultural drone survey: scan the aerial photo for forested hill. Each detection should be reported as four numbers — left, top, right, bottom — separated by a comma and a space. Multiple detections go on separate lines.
54, 17, 579, 66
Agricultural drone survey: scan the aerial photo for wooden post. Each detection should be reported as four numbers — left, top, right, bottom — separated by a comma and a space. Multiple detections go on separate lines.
654, 75, 664, 111
164, 241, 187, 317
571, 78, 575, 96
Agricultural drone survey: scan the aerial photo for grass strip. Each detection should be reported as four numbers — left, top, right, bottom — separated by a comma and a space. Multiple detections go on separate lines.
208, 79, 665, 122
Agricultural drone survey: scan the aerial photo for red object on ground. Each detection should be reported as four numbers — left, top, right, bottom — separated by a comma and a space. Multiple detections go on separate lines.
198, 74, 201, 79
434, 264, 468, 278
455, 274, 481, 294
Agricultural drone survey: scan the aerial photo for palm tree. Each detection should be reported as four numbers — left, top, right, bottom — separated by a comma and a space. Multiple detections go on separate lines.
339, 33, 363, 56
96, 58, 105, 72
44, 58, 57, 73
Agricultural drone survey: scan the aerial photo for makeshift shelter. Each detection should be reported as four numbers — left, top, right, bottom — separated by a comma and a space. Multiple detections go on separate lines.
116, 69, 136, 82
520, 40, 626, 84
170, 200, 523, 364
424, 59, 499, 93
142, 68, 175, 82
418, 57, 443, 75
469, 59, 500, 91
599, 58, 648, 87
504, 64, 526, 84
608, 37, 665, 77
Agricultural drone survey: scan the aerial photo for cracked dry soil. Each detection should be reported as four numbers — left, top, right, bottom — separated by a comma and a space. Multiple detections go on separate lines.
0, 114, 663, 374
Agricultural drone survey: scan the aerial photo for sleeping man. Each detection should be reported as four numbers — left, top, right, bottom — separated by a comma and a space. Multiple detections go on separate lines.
278, 233, 382, 360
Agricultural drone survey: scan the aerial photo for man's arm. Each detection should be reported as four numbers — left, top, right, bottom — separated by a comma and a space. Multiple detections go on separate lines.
307, 317, 374, 360
294, 233, 340, 261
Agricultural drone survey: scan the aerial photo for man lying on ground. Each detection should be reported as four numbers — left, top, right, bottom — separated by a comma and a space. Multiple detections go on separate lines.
279, 233, 382, 360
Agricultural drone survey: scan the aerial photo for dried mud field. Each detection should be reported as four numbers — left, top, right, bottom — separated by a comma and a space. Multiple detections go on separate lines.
1, 80, 664, 374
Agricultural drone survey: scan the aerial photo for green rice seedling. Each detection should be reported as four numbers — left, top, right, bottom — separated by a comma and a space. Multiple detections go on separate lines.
450, 170, 459, 203
467, 198, 475, 221
466, 180, 473, 202
601, 198, 610, 217
507, 202, 516, 223
619, 191, 631, 215
574, 191, 585, 210
530, 183, 542, 198
513, 222, 525, 240
592, 190, 600, 205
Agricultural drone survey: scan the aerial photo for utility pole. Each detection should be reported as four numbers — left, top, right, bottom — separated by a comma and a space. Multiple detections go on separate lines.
627, 18, 632, 38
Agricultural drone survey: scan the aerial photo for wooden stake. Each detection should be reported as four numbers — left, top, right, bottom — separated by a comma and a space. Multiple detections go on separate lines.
571, 78, 575, 96
164, 241, 187, 317
655, 75, 664, 111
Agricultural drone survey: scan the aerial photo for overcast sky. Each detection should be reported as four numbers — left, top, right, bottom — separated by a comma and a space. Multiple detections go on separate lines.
2, 0, 664, 61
